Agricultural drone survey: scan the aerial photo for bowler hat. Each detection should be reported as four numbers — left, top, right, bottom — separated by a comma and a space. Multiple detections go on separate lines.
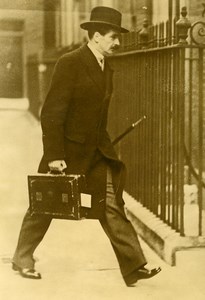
80, 6, 128, 33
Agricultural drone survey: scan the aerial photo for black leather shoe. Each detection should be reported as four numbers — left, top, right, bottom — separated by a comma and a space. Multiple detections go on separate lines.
125, 266, 161, 286
12, 263, 41, 279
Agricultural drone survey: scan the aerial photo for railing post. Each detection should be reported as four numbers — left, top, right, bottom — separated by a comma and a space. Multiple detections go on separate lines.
176, 7, 191, 45
139, 18, 149, 49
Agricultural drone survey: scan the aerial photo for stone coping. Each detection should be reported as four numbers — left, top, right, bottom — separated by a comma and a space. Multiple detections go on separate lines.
123, 192, 205, 266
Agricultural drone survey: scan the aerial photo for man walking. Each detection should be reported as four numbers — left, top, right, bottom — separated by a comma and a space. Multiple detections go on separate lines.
12, 6, 161, 286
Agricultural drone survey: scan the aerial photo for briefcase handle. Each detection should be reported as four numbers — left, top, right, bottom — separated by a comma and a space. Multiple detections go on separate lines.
48, 170, 66, 176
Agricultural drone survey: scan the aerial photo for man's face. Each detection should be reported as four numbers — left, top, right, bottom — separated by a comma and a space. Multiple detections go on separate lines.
96, 29, 121, 56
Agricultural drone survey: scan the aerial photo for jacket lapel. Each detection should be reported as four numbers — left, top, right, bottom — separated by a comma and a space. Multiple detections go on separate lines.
79, 44, 106, 93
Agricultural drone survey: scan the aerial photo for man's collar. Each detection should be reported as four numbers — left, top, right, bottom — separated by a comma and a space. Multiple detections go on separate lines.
87, 42, 104, 61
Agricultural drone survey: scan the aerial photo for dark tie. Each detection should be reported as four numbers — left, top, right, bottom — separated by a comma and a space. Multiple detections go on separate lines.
98, 57, 104, 71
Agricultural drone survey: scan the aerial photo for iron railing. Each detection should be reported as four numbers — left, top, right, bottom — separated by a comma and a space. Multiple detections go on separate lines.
108, 7, 205, 236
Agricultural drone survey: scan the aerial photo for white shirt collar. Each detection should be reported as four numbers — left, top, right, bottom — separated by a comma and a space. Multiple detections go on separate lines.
87, 42, 104, 62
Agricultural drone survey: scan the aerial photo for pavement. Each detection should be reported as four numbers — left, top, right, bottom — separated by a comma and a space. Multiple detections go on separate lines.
0, 104, 205, 300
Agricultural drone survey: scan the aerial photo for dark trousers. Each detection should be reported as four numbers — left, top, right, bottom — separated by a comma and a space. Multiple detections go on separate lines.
12, 167, 146, 280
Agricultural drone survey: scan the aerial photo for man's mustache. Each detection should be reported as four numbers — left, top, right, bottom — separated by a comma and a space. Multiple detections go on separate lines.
111, 45, 120, 50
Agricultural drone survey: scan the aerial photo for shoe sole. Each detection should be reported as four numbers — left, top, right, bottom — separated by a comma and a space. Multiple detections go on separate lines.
12, 263, 41, 279
125, 267, 161, 286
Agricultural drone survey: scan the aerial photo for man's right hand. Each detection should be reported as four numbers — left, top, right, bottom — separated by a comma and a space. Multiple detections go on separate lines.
48, 160, 67, 173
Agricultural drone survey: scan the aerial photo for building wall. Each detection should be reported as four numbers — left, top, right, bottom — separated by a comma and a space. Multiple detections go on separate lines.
117, 0, 152, 31
152, 0, 169, 23
188, 0, 205, 21
0, 0, 44, 57
0, 0, 45, 97
151, 0, 204, 24
59, 0, 150, 48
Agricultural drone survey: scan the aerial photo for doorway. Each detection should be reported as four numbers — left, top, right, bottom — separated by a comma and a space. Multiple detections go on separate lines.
0, 20, 24, 98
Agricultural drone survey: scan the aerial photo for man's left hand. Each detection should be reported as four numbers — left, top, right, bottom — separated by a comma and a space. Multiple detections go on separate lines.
48, 160, 67, 173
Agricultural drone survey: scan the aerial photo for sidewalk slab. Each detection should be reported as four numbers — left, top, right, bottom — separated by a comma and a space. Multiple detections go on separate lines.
0, 98, 29, 110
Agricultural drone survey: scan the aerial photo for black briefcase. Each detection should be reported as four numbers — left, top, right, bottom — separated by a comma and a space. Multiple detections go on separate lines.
28, 173, 91, 220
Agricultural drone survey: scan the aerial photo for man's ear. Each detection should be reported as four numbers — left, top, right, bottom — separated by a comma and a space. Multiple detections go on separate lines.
93, 31, 101, 43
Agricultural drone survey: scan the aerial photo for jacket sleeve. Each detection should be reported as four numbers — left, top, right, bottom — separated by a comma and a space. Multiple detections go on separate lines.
40, 55, 77, 161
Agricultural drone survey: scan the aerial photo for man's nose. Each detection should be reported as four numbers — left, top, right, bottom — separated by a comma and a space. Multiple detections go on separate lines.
115, 38, 120, 46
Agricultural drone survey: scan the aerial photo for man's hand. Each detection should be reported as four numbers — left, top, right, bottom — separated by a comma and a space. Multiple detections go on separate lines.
48, 160, 67, 173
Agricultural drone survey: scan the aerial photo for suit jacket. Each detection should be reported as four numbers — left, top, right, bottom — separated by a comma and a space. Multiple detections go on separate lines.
38, 44, 125, 215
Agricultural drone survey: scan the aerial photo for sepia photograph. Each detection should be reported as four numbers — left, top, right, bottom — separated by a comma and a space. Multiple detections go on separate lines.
0, 1, 205, 299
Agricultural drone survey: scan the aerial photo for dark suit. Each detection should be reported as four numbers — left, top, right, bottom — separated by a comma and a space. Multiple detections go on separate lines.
13, 44, 146, 281
38, 44, 124, 212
